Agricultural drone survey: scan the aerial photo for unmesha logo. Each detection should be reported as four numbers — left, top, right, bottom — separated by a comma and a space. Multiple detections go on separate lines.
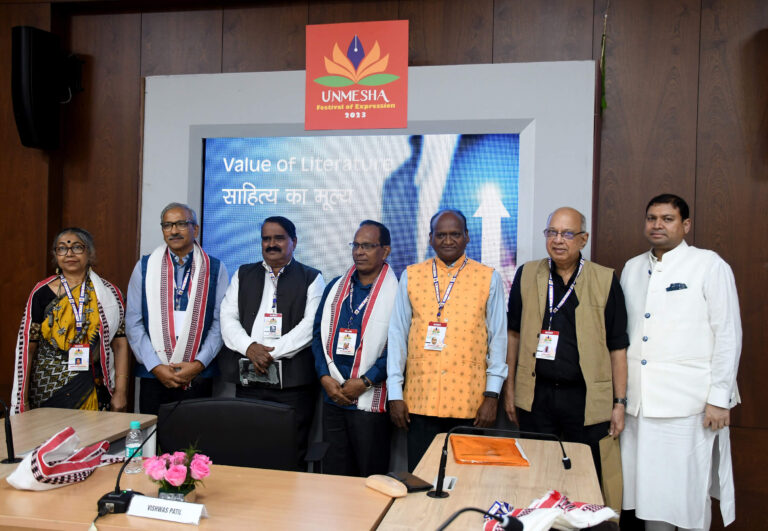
314, 35, 399, 87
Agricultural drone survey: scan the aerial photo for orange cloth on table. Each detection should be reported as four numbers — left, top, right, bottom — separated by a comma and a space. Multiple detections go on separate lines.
450, 435, 529, 466
404, 255, 492, 418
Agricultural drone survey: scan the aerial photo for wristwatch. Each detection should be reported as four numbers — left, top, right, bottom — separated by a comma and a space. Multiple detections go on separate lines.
613, 397, 628, 406
483, 391, 500, 399
361, 376, 373, 389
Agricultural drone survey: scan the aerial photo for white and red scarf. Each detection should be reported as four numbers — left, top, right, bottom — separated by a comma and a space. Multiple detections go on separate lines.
6, 426, 121, 490
11, 270, 123, 415
320, 263, 398, 413
482, 490, 618, 531
145, 242, 210, 366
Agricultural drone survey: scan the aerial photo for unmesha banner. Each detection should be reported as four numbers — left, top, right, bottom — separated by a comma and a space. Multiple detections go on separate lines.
305, 20, 409, 130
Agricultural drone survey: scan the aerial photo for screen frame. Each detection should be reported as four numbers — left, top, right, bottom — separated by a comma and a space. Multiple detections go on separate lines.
141, 61, 597, 265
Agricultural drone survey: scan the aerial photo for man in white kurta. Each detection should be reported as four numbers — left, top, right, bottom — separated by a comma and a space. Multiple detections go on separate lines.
620, 194, 741, 530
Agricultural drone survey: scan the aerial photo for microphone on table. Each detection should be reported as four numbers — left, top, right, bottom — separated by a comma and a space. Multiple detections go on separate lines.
427, 425, 571, 499
0, 399, 22, 464
97, 398, 184, 515
436, 506, 523, 531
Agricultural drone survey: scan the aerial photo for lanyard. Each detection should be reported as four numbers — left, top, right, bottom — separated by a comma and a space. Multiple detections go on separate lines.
60, 274, 87, 332
546, 257, 584, 330
432, 257, 468, 320
174, 264, 192, 310
268, 266, 286, 313
171, 252, 193, 311
346, 284, 371, 328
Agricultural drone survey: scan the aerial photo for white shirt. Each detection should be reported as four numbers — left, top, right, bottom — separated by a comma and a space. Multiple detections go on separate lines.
620, 240, 741, 417
220, 262, 325, 361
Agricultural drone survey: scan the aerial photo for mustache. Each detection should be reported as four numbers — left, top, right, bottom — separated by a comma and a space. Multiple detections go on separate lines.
167, 235, 183, 240
265, 246, 281, 253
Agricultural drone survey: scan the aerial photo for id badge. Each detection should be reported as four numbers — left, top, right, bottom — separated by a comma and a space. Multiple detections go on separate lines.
68, 344, 89, 371
263, 313, 282, 339
535, 330, 559, 360
424, 322, 447, 351
336, 328, 358, 356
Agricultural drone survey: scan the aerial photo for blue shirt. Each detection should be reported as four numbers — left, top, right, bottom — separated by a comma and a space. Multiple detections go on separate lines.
312, 272, 388, 410
125, 250, 229, 373
386, 266, 508, 402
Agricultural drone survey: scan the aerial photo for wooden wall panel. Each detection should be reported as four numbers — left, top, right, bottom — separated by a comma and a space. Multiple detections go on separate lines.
0, 3, 51, 403
222, 1, 308, 73
696, 0, 768, 429
493, 0, 594, 63
141, 9, 223, 76
399, 0, 493, 66
308, 0, 397, 25
592, 0, 700, 272
56, 12, 141, 291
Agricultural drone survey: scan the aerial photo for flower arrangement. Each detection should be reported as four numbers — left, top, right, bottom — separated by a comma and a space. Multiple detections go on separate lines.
143, 448, 211, 496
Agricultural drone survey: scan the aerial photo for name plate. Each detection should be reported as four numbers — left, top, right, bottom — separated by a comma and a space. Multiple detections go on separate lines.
128, 495, 208, 525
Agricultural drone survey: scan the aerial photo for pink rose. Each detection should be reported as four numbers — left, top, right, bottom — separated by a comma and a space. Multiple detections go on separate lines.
189, 456, 210, 480
143, 456, 167, 481
164, 464, 188, 487
192, 454, 212, 466
171, 451, 187, 466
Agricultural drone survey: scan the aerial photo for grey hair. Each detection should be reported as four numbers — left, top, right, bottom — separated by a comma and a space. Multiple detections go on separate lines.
546, 208, 588, 232
160, 202, 198, 226
52, 227, 96, 267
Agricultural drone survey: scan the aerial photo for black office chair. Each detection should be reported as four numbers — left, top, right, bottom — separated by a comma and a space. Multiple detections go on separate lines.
157, 397, 326, 471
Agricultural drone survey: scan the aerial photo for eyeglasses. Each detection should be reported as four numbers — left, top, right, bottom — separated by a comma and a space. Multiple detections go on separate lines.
161, 221, 194, 232
349, 242, 381, 251
543, 229, 585, 240
55, 244, 87, 256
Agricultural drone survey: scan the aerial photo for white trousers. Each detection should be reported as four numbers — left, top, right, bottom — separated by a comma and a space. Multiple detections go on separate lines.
622, 411, 730, 529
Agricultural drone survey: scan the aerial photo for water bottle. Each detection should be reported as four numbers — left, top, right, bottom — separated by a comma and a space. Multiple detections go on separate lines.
124, 421, 144, 474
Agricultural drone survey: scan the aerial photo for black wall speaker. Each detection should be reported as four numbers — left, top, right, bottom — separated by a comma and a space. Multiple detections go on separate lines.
12, 26, 66, 150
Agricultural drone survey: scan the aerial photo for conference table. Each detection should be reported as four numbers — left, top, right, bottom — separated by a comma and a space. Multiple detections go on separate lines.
0, 461, 394, 530
378, 434, 603, 530
0, 408, 157, 480
0, 412, 602, 530
0, 408, 392, 530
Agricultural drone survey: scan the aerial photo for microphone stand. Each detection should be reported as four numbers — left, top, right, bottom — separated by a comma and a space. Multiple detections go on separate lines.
0, 399, 22, 464
427, 425, 571, 499
97, 398, 184, 514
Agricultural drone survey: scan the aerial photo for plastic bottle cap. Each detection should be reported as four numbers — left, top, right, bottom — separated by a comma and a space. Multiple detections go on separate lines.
130, 421, 141, 430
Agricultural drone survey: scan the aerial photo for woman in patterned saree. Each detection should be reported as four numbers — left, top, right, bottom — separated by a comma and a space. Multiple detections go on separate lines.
10, 228, 130, 414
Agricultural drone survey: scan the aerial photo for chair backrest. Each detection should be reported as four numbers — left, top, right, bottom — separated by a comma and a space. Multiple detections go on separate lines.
157, 397, 299, 470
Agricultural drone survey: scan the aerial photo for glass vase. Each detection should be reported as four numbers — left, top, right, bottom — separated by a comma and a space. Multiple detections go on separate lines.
157, 485, 196, 503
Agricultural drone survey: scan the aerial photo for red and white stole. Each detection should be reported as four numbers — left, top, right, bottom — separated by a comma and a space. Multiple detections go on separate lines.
11, 270, 123, 415
6, 426, 122, 491
320, 263, 398, 412
145, 243, 210, 365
